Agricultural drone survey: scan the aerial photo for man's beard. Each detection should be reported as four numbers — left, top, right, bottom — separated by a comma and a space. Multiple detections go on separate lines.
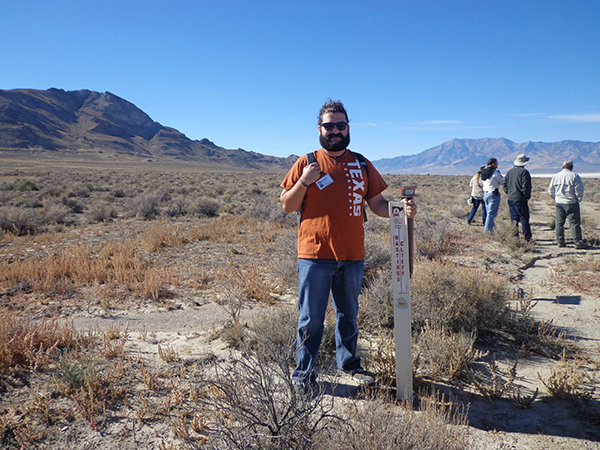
320, 132, 350, 152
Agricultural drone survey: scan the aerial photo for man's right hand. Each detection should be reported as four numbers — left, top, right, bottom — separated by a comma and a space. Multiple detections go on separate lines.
301, 162, 321, 185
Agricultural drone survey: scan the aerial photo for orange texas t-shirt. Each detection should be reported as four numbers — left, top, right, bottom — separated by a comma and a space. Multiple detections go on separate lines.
280, 149, 388, 261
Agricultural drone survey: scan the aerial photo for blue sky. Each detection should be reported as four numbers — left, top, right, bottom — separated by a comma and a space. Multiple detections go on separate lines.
2, 0, 599, 160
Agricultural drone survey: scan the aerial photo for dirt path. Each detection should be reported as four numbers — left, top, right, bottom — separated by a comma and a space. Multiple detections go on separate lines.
466, 198, 600, 449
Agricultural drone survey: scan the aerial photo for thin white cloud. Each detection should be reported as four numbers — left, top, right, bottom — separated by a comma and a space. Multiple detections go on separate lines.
418, 120, 464, 125
399, 125, 492, 131
511, 113, 548, 117
549, 113, 600, 123
351, 122, 392, 126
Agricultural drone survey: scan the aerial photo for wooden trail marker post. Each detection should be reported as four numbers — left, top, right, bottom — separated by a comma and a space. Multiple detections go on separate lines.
389, 185, 416, 402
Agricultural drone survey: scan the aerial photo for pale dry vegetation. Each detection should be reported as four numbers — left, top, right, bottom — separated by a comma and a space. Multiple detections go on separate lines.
0, 168, 599, 448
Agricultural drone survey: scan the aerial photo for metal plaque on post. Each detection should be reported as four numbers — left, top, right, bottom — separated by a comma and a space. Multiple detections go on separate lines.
389, 200, 413, 402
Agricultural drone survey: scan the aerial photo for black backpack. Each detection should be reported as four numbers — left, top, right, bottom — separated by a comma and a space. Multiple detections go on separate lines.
305, 151, 369, 222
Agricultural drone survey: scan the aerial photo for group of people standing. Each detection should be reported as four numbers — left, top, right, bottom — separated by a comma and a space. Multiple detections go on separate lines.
467, 155, 586, 249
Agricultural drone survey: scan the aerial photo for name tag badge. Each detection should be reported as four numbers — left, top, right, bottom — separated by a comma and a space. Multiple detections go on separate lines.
316, 174, 334, 190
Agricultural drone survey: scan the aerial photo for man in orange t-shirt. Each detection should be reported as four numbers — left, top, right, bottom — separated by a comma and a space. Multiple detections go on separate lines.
280, 99, 417, 390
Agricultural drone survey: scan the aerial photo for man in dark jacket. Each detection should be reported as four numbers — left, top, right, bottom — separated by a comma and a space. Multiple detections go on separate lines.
503, 154, 532, 242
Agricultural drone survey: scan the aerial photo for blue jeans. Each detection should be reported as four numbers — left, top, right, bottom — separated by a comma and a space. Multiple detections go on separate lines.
483, 191, 500, 233
555, 203, 582, 245
293, 259, 364, 382
508, 200, 532, 241
467, 197, 487, 225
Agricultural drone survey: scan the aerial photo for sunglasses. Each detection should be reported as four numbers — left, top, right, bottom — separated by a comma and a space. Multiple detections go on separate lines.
320, 121, 348, 131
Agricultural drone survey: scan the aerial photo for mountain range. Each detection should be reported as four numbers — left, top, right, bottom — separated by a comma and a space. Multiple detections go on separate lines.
1, 88, 598, 175
374, 137, 600, 175
0, 88, 295, 170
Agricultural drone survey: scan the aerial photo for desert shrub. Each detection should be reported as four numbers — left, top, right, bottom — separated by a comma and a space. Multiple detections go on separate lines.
88, 201, 116, 223
15, 195, 44, 208
0, 206, 43, 235
450, 204, 468, 219
249, 307, 298, 364
198, 339, 338, 450
42, 199, 71, 225
319, 308, 338, 359
364, 225, 391, 281
411, 259, 510, 334
268, 202, 298, 226
414, 322, 485, 381
358, 271, 394, 332
581, 215, 597, 232
61, 196, 84, 213
270, 228, 301, 289
129, 193, 162, 219
244, 193, 276, 219
14, 179, 39, 191
415, 214, 454, 259
215, 262, 277, 305
164, 195, 189, 217
187, 197, 221, 218
69, 182, 90, 197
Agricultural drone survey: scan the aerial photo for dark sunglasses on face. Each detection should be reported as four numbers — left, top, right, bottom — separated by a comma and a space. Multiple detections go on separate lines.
320, 121, 348, 131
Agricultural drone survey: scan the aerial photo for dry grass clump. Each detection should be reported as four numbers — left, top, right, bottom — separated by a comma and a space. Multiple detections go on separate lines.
469, 353, 518, 399
548, 254, 600, 294
213, 261, 276, 305
140, 223, 189, 251
0, 319, 136, 446
325, 390, 470, 450
0, 312, 87, 375
506, 290, 570, 359
0, 241, 172, 301
538, 350, 597, 400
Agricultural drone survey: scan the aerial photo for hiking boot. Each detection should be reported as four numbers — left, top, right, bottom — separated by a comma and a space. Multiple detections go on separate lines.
342, 367, 376, 385
575, 242, 588, 249
557, 242, 566, 248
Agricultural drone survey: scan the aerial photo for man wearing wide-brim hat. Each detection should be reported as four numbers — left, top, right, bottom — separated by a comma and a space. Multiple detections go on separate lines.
503, 153, 533, 242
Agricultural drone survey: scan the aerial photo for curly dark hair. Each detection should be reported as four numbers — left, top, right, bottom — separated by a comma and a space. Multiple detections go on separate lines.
318, 98, 349, 124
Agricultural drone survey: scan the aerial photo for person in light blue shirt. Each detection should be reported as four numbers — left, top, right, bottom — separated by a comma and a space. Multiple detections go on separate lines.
480, 158, 503, 233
